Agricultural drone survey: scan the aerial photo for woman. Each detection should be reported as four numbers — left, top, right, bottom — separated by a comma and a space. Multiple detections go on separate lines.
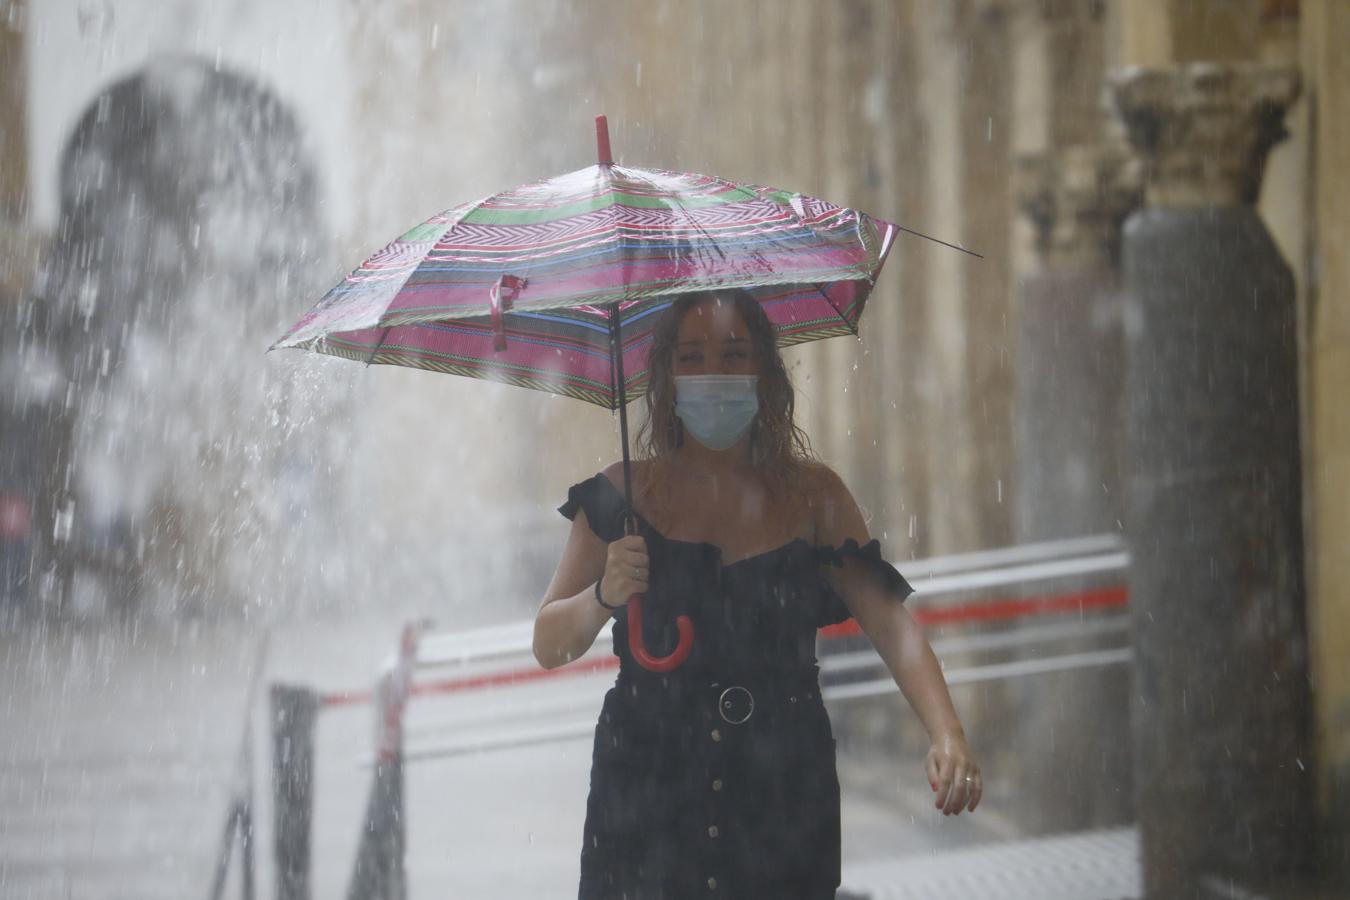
533, 290, 980, 899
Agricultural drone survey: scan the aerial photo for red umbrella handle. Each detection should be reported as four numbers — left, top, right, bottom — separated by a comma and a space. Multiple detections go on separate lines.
626, 593, 694, 672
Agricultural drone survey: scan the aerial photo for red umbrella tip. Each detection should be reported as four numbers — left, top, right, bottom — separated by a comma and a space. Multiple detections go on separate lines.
595, 115, 613, 166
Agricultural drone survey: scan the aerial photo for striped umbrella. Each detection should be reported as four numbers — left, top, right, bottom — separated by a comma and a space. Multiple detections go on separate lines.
273, 117, 898, 409
273, 117, 909, 671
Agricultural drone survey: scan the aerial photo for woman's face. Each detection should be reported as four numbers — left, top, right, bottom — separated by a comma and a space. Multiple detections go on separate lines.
672, 297, 758, 377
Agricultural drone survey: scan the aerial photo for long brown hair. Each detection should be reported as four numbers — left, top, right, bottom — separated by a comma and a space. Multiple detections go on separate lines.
633, 290, 820, 507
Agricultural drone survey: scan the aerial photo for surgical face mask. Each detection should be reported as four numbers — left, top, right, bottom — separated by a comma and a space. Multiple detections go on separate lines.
674, 375, 760, 451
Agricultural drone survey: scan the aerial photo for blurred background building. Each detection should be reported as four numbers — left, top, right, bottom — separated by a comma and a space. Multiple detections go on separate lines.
1, 0, 1347, 897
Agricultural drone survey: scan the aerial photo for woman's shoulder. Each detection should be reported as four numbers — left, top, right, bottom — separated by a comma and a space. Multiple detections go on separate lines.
788, 462, 867, 546
792, 460, 850, 505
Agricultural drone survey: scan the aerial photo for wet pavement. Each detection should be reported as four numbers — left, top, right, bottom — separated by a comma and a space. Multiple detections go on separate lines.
2, 613, 1128, 900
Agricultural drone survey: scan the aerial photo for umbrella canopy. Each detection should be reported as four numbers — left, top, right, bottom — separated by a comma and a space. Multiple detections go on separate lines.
272, 122, 896, 409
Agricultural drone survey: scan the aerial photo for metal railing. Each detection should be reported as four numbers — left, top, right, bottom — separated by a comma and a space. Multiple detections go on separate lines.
362, 534, 1130, 761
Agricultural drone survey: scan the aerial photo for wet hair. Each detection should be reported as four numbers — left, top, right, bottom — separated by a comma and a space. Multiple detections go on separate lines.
634, 289, 818, 501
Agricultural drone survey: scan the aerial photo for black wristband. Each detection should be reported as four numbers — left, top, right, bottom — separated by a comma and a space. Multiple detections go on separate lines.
595, 578, 621, 612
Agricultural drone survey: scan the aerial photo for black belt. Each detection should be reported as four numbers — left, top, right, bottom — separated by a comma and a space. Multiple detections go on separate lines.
614, 668, 822, 725
707, 672, 821, 725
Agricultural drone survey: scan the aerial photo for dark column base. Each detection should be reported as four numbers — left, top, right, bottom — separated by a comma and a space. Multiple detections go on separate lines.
1122, 206, 1313, 897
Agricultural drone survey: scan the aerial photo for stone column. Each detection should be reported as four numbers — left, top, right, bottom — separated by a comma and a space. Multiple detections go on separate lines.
1109, 63, 1313, 897
1014, 141, 1139, 544
1001, 141, 1140, 835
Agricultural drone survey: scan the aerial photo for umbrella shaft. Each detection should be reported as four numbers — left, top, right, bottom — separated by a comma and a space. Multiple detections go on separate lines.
608, 305, 634, 530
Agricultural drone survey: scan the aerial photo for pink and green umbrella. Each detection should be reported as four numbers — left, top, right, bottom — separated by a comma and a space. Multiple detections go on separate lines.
273, 116, 908, 671
272, 117, 898, 409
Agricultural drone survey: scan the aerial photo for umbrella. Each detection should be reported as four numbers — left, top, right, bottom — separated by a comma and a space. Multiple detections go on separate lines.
273, 116, 947, 671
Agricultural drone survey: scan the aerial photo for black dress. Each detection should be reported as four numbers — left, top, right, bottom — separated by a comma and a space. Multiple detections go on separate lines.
559, 474, 914, 900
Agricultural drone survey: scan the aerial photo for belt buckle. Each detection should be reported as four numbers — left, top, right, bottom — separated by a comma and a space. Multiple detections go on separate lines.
718, 685, 754, 725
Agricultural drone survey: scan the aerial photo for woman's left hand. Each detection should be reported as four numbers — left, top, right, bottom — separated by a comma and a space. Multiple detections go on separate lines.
926, 731, 982, 816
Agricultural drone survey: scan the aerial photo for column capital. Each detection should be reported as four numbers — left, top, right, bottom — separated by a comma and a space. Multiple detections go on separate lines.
1017, 140, 1142, 269
1107, 63, 1300, 209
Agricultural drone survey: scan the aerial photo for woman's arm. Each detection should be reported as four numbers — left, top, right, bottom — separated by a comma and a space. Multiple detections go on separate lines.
533, 506, 651, 670
812, 467, 983, 816
532, 511, 614, 669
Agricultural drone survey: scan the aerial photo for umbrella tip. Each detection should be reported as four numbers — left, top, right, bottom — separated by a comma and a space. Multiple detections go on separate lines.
595, 114, 613, 166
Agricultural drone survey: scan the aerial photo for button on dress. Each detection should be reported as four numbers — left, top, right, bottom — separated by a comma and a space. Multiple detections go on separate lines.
559, 474, 915, 900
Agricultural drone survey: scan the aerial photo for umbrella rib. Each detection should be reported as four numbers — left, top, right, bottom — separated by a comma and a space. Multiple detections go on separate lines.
365, 326, 393, 366
812, 281, 861, 335
365, 203, 479, 331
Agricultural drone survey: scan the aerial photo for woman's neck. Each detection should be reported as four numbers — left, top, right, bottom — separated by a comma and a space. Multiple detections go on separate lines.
670, 435, 754, 479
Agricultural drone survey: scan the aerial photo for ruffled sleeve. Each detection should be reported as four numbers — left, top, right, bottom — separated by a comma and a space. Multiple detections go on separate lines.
813, 538, 916, 626
558, 474, 628, 544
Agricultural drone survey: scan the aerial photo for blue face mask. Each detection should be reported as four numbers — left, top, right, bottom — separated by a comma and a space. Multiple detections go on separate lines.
674, 375, 760, 451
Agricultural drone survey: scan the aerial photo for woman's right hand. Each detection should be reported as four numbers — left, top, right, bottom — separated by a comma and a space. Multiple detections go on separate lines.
601, 535, 648, 606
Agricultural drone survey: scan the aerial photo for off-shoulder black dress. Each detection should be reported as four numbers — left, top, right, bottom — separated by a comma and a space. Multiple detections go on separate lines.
559, 474, 914, 900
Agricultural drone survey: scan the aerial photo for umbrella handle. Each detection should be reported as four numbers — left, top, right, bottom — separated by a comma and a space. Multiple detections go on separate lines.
626, 594, 694, 672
